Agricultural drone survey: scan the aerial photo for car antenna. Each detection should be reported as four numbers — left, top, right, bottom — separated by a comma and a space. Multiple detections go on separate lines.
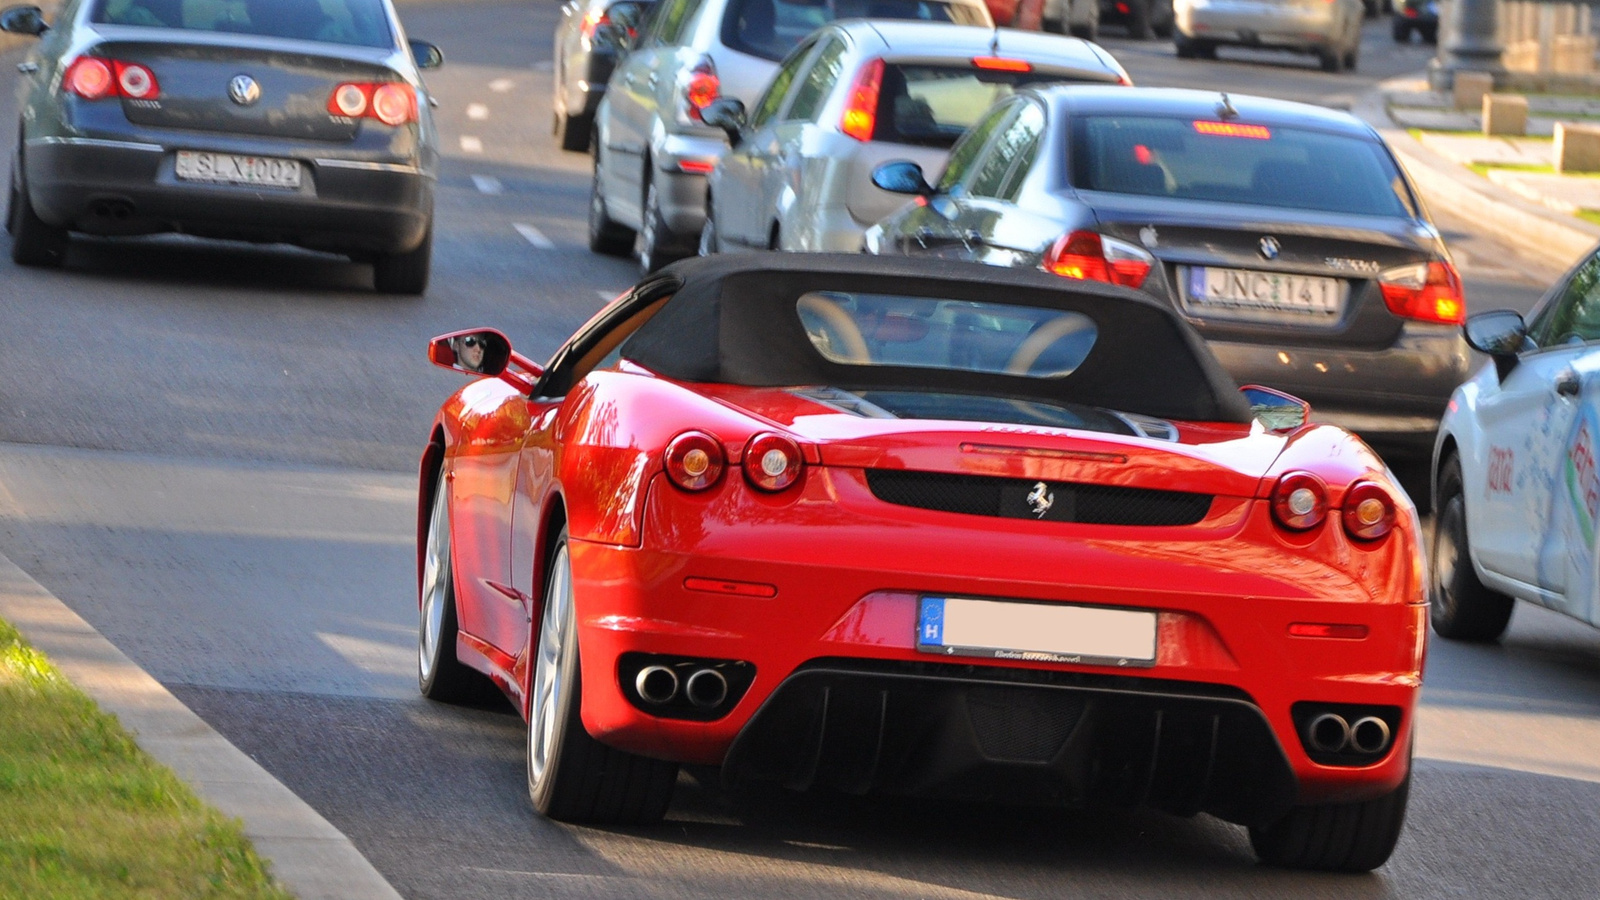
989, 26, 1000, 57
1217, 92, 1239, 120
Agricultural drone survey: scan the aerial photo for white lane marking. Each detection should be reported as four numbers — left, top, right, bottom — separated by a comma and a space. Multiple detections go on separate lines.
460, 135, 484, 153
467, 102, 489, 121
514, 223, 556, 250
533, 60, 554, 72
471, 175, 503, 195
489, 78, 515, 92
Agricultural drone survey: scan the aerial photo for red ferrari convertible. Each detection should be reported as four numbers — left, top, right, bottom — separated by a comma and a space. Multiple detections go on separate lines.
416, 255, 1425, 871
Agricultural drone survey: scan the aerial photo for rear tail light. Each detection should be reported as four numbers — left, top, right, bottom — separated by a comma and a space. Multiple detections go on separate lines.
1341, 481, 1397, 541
1272, 471, 1328, 531
743, 433, 804, 492
840, 58, 884, 142
64, 57, 159, 101
680, 56, 720, 124
1378, 261, 1465, 325
580, 7, 609, 39
972, 56, 1031, 72
1042, 230, 1153, 288
664, 431, 725, 491
328, 83, 417, 125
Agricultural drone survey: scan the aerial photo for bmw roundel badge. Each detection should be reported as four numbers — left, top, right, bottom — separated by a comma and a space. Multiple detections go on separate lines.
1259, 236, 1281, 260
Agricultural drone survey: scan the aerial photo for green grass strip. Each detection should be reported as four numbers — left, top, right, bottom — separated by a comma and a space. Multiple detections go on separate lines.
0, 618, 293, 899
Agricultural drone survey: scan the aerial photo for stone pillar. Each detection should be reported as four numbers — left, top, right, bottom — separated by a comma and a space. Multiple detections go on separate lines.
1429, 0, 1507, 90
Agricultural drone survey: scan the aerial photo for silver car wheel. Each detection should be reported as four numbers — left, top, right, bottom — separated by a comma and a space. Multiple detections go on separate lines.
529, 541, 572, 788
418, 477, 450, 682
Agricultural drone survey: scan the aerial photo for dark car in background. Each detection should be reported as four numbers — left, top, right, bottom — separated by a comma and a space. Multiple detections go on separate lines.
553, 0, 654, 151
1391, 0, 1438, 44
2, 0, 443, 294
864, 86, 1470, 477
1101, 0, 1172, 39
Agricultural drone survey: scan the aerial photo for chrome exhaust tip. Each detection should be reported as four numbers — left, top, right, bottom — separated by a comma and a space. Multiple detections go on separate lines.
1307, 712, 1352, 754
1349, 716, 1392, 754
634, 665, 679, 705
684, 668, 729, 709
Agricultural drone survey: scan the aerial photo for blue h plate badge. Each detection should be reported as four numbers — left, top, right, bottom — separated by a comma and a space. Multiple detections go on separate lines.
914, 595, 1158, 667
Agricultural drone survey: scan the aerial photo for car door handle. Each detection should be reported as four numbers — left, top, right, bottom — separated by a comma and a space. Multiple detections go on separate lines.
16, 62, 38, 74
1556, 369, 1582, 397
646, 73, 658, 88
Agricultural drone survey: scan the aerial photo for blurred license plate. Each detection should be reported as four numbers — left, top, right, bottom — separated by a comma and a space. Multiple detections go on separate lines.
1182, 266, 1345, 324
175, 151, 301, 189
916, 596, 1157, 667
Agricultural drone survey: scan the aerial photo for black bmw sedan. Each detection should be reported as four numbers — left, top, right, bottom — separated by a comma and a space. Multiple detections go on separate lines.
864, 86, 1469, 476
3, 0, 442, 293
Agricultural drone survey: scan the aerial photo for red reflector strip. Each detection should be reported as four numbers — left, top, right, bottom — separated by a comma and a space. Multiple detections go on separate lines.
677, 158, 716, 174
972, 56, 1032, 72
1192, 120, 1271, 139
1288, 623, 1369, 639
684, 577, 777, 598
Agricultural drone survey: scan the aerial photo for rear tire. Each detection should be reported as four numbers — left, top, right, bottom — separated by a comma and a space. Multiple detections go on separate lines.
637, 172, 691, 274
588, 142, 634, 256
527, 528, 679, 824
1250, 773, 1410, 872
373, 223, 432, 295
1392, 18, 1412, 41
1431, 453, 1515, 641
9, 154, 68, 268
1420, 22, 1437, 43
1128, 0, 1155, 38
1319, 46, 1345, 72
1151, 0, 1175, 38
553, 109, 592, 153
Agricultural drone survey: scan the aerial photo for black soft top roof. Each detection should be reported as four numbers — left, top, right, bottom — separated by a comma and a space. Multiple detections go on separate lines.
620, 253, 1251, 424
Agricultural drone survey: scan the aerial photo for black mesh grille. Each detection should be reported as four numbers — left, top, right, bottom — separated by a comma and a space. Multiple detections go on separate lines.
866, 469, 1212, 526
966, 687, 1084, 762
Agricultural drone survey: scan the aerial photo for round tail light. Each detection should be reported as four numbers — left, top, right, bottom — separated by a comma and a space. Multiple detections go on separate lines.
743, 433, 804, 492
1272, 471, 1328, 531
65, 58, 115, 100
116, 63, 157, 99
1342, 481, 1397, 541
332, 83, 369, 117
664, 431, 724, 492
372, 83, 415, 126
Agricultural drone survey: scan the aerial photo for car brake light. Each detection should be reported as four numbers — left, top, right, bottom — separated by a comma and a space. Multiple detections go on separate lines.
1272, 471, 1328, 531
683, 56, 719, 123
1042, 230, 1153, 288
1341, 481, 1396, 541
972, 56, 1031, 72
840, 58, 884, 142
1378, 261, 1464, 325
664, 431, 725, 491
65, 57, 159, 101
1403, 5, 1418, 13
328, 83, 417, 125
1193, 120, 1271, 139
742, 433, 804, 492
580, 7, 608, 39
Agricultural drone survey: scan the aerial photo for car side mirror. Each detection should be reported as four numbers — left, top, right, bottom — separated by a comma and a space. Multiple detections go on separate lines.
0, 5, 48, 36
700, 97, 746, 146
430, 329, 511, 378
1464, 309, 1529, 380
596, 0, 649, 50
872, 160, 934, 196
1240, 384, 1310, 433
409, 39, 444, 69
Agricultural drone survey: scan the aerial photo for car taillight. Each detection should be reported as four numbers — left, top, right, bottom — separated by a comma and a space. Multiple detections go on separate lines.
1042, 230, 1153, 288
840, 58, 884, 142
1378, 261, 1464, 325
1272, 471, 1328, 531
682, 56, 719, 123
664, 431, 726, 491
971, 56, 1031, 72
328, 83, 417, 125
64, 57, 159, 101
1341, 481, 1397, 541
580, 7, 608, 39
742, 433, 804, 492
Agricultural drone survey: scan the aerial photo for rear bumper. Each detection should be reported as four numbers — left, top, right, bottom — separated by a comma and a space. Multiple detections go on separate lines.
24, 136, 433, 254
652, 131, 724, 236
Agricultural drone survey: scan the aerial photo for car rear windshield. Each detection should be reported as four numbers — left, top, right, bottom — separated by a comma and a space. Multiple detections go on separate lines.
93, 0, 395, 49
1070, 115, 1414, 218
796, 292, 1099, 378
723, 0, 986, 61
876, 65, 1083, 148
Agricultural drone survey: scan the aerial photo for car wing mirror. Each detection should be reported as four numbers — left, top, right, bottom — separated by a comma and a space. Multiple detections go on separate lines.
429, 329, 545, 389
1463, 309, 1530, 381
700, 97, 747, 146
596, 0, 649, 50
0, 5, 48, 35
409, 39, 444, 69
1240, 384, 1310, 433
872, 160, 934, 196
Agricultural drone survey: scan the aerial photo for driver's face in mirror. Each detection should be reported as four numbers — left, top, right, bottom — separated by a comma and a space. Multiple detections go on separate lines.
453, 334, 490, 373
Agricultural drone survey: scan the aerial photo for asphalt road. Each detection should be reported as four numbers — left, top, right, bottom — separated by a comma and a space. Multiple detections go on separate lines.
2, 5, 1599, 898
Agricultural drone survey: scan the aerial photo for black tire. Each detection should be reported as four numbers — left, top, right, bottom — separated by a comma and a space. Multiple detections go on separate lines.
1069, 21, 1099, 40
1174, 33, 1199, 57
527, 528, 679, 824
1420, 22, 1437, 44
1042, 16, 1064, 33
1319, 46, 1345, 73
1431, 453, 1515, 641
1128, 0, 1155, 39
636, 170, 691, 274
373, 223, 432, 295
9, 152, 68, 268
1391, 18, 1411, 41
1250, 773, 1410, 872
1151, 0, 1175, 38
418, 476, 494, 703
1345, 42, 1359, 71
588, 143, 634, 256
553, 109, 592, 153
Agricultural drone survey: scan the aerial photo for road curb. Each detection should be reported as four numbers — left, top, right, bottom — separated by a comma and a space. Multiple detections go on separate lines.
1354, 76, 1600, 277
0, 550, 404, 900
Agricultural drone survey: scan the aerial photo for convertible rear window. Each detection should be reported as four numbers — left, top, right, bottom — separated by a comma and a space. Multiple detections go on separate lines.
93, 0, 396, 49
796, 292, 1098, 378
722, 0, 985, 61
1070, 115, 1414, 218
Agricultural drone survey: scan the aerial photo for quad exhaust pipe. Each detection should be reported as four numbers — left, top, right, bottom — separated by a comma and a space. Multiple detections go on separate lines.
635, 665, 679, 705
684, 668, 728, 709
634, 665, 730, 709
1306, 712, 1392, 755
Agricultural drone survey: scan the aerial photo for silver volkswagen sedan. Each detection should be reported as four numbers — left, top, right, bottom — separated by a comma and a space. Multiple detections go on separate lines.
1173, 0, 1363, 72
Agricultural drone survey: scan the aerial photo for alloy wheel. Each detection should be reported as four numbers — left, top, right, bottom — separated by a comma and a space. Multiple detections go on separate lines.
418, 479, 450, 682
529, 542, 572, 787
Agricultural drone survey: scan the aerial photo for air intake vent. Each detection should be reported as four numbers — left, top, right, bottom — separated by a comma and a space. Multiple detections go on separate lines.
866, 470, 1212, 526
